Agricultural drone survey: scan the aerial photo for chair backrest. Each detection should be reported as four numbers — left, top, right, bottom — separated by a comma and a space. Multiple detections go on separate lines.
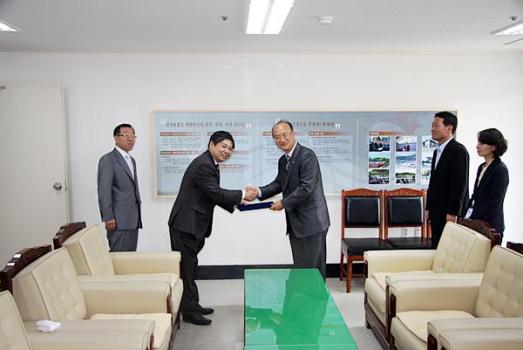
53, 221, 87, 248
341, 188, 384, 239
432, 221, 491, 273
384, 188, 427, 238
61, 224, 115, 276
0, 291, 32, 350
11, 248, 87, 321
475, 246, 523, 317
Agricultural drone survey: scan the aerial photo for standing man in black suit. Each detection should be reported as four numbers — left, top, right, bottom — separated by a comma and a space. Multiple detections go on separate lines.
168, 131, 255, 326
98, 123, 142, 251
426, 112, 469, 248
250, 120, 330, 278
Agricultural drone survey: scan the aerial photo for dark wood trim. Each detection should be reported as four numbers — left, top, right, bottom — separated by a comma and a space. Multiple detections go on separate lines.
0, 245, 52, 293
53, 221, 86, 249
507, 241, 523, 254
364, 299, 390, 349
197, 263, 349, 280
427, 334, 438, 350
457, 218, 500, 248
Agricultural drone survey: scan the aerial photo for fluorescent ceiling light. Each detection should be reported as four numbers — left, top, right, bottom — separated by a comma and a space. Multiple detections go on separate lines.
246, 0, 295, 35
492, 20, 523, 35
0, 20, 19, 32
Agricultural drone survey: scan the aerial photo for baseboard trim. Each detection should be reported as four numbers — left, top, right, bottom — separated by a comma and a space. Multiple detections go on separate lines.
197, 262, 365, 279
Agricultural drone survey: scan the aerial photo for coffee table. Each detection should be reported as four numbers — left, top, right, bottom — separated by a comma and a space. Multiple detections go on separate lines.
244, 268, 358, 349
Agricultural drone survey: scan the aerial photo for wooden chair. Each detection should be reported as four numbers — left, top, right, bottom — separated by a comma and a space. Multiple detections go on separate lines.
384, 188, 432, 249
340, 188, 393, 292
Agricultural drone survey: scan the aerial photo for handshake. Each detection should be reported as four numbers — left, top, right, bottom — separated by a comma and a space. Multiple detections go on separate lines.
242, 186, 259, 202
241, 186, 284, 211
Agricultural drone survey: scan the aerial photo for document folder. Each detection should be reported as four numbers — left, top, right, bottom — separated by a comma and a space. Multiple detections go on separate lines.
238, 201, 273, 211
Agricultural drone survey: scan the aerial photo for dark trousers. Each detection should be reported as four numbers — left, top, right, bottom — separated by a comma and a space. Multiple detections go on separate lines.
430, 221, 446, 249
170, 228, 205, 315
107, 229, 139, 251
289, 231, 327, 279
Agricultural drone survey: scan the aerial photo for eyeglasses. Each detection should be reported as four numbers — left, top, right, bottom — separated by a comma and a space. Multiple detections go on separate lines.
117, 134, 137, 139
273, 132, 291, 141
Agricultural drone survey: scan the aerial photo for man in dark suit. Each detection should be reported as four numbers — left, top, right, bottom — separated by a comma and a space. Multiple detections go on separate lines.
252, 120, 330, 278
168, 131, 254, 326
98, 123, 142, 251
426, 112, 469, 248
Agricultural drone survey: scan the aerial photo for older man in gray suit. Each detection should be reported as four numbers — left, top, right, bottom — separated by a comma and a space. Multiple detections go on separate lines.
251, 120, 330, 278
98, 123, 142, 251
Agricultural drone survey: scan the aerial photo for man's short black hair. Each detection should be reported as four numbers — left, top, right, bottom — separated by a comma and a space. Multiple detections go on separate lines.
434, 111, 458, 134
478, 128, 508, 158
208, 130, 235, 149
113, 123, 135, 137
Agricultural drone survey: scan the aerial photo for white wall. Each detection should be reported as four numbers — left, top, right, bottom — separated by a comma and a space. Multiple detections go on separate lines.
1, 52, 522, 265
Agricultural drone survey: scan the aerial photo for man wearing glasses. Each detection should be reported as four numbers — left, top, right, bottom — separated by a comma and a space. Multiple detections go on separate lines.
98, 123, 142, 251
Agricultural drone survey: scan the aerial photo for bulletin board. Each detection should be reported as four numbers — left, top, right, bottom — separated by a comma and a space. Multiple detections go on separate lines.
155, 111, 440, 197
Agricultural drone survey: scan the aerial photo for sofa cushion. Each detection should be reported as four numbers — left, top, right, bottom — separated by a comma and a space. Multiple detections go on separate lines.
24, 319, 154, 350
396, 310, 473, 342
475, 246, 523, 317
63, 224, 115, 276
432, 222, 490, 273
0, 291, 31, 350
91, 313, 172, 350
13, 248, 87, 321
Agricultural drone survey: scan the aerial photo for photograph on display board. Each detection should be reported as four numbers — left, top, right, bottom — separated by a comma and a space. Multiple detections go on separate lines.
394, 135, 417, 184
369, 169, 390, 184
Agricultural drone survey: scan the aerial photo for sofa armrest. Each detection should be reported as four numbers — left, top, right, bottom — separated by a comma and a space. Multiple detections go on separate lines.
111, 251, 181, 275
80, 280, 171, 315
438, 328, 523, 350
389, 279, 480, 313
25, 319, 154, 350
365, 250, 436, 275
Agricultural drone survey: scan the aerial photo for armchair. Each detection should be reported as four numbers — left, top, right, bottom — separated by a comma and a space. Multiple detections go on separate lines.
53, 222, 183, 327
1, 246, 172, 350
339, 188, 393, 292
363, 220, 496, 348
389, 245, 523, 350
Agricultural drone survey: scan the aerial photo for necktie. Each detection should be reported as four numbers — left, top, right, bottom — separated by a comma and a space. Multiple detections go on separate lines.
215, 163, 220, 182
124, 155, 134, 178
434, 147, 442, 169
285, 155, 291, 171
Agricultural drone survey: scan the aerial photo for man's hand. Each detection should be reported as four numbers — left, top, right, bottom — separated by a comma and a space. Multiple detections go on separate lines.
105, 219, 117, 231
243, 186, 258, 202
446, 214, 458, 223
270, 200, 284, 211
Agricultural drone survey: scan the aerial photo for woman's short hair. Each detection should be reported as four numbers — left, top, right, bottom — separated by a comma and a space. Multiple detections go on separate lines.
478, 128, 508, 157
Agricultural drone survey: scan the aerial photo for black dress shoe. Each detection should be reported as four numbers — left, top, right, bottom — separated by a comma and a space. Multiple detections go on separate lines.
182, 313, 212, 326
198, 306, 214, 315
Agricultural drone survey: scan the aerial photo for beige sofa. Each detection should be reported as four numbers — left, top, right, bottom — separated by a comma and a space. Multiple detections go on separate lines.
389, 245, 523, 350
0, 289, 155, 350
54, 223, 183, 320
363, 221, 493, 347
7, 247, 173, 350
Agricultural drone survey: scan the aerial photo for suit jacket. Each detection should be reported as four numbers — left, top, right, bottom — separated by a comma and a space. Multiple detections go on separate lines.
168, 150, 242, 240
98, 148, 142, 230
259, 143, 330, 238
469, 157, 509, 234
426, 138, 469, 224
